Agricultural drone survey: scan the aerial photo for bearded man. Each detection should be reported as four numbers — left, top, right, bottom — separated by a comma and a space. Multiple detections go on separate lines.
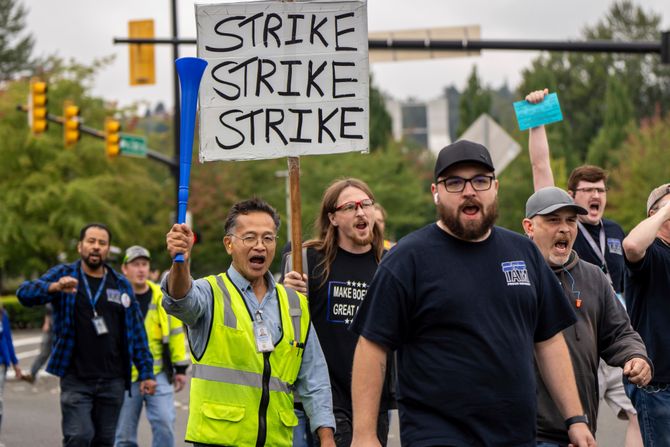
349, 141, 596, 447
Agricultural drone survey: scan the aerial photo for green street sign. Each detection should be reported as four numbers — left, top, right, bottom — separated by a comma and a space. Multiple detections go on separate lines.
120, 134, 148, 158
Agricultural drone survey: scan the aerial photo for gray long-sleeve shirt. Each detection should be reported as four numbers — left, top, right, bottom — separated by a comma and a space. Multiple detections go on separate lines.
536, 251, 650, 444
161, 266, 335, 432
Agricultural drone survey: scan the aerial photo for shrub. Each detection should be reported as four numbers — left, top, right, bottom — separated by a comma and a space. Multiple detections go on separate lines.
1, 296, 46, 329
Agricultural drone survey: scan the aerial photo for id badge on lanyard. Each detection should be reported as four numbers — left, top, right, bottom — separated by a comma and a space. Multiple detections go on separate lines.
253, 310, 274, 353
81, 267, 109, 336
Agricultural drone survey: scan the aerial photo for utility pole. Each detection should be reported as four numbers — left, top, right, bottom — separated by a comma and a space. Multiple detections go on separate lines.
171, 0, 181, 220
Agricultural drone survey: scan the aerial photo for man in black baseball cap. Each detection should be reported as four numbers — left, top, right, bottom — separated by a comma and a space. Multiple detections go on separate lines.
350, 143, 595, 446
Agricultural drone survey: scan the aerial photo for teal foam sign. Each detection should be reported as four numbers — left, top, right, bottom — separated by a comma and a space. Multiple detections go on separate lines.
513, 93, 563, 131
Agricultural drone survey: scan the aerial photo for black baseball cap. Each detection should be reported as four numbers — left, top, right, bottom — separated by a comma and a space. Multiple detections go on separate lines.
434, 140, 495, 180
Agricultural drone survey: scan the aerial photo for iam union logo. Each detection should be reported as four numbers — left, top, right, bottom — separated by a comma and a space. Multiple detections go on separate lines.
501, 260, 531, 286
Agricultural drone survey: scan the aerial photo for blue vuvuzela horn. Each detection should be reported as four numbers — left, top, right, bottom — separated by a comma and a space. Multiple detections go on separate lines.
174, 57, 207, 263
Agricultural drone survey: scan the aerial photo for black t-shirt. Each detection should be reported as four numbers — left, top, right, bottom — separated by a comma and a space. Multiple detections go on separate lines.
573, 219, 625, 294
135, 288, 152, 319
625, 238, 670, 382
281, 245, 393, 414
69, 271, 126, 379
350, 224, 577, 447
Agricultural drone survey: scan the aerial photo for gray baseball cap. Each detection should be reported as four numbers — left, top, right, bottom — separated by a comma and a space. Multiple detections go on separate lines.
525, 187, 588, 218
123, 245, 151, 264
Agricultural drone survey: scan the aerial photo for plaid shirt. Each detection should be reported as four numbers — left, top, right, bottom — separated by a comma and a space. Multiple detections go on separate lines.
16, 260, 154, 386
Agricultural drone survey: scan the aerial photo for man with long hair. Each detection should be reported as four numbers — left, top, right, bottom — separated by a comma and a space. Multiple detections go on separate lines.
282, 178, 393, 446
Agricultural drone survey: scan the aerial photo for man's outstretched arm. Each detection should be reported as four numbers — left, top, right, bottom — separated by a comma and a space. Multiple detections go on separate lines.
526, 88, 555, 191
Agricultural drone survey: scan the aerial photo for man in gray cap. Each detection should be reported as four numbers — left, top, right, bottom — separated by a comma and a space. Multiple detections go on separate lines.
116, 245, 189, 447
350, 141, 596, 447
622, 183, 670, 446
523, 187, 651, 446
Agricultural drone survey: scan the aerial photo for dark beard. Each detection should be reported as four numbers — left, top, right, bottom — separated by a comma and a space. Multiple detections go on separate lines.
82, 253, 103, 271
439, 198, 498, 241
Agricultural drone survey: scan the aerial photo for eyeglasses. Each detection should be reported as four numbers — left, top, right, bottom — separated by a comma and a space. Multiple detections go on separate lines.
334, 198, 375, 214
437, 175, 495, 193
574, 187, 608, 194
227, 234, 278, 248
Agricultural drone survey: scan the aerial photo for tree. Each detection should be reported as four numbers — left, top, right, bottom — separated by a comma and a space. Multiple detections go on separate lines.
606, 114, 670, 232
0, 59, 172, 282
457, 66, 491, 137
517, 1, 670, 171
0, 0, 34, 81
585, 75, 635, 167
368, 75, 392, 151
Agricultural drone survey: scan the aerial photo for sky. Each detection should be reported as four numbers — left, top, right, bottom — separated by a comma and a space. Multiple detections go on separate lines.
24, 0, 670, 109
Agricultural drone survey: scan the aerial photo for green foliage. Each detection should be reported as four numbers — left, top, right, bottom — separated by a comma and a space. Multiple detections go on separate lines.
0, 0, 34, 81
457, 66, 492, 137
0, 59, 172, 280
586, 76, 635, 167
517, 0, 670, 171
369, 75, 392, 151
606, 114, 670, 232
1, 296, 44, 329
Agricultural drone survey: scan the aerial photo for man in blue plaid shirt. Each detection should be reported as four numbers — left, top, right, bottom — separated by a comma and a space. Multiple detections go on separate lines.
17, 223, 156, 447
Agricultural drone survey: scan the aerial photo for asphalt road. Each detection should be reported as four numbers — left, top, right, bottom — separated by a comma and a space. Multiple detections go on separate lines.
3, 330, 627, 446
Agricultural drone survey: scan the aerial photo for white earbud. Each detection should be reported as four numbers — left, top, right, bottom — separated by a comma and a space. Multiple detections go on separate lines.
433, 193, 439, 204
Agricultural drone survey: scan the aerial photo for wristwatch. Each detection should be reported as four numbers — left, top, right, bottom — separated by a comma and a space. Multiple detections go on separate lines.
564, 414, 589, 429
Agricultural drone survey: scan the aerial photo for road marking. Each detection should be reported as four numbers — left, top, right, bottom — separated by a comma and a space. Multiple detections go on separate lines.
16, 349, 40, 360
13, 336, 43, 347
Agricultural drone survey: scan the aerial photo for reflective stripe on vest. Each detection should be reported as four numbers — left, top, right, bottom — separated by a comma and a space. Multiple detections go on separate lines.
285, 288, 302, 342
192, 363, 292, 394
215, 274, 238, 328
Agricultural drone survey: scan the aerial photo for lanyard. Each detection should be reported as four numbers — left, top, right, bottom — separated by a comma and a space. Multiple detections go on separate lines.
577, 221, 612, 284
80, 267, 108, 317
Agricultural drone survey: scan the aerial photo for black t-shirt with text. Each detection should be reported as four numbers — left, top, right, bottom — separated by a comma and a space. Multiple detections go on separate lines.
281, 245, 393, 414
69, 271, 126, 379
351, 224, 576, 447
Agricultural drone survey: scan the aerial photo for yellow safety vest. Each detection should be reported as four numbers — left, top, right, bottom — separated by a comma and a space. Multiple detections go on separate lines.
131, 281, 188, 382
185, 273, 310, 447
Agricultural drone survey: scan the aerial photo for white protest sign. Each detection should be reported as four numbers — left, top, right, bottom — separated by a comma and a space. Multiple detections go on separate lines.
196, 0, 369, 162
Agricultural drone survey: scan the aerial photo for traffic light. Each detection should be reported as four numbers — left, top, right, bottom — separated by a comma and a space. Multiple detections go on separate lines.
63, 100, 80, 147
105, 118, 121, 157
29, 79, 48, 135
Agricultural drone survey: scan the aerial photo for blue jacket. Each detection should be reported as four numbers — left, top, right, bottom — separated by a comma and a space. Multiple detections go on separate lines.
16, 260, 154, 387
0, 311, 18, 367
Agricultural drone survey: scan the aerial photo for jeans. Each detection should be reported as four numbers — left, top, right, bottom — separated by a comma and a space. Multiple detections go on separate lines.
537, 443, 564, 447
293, 407, 314, 447
60, 374, 125, 447
625, 379, 670, 447
115, 372, 176, 447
